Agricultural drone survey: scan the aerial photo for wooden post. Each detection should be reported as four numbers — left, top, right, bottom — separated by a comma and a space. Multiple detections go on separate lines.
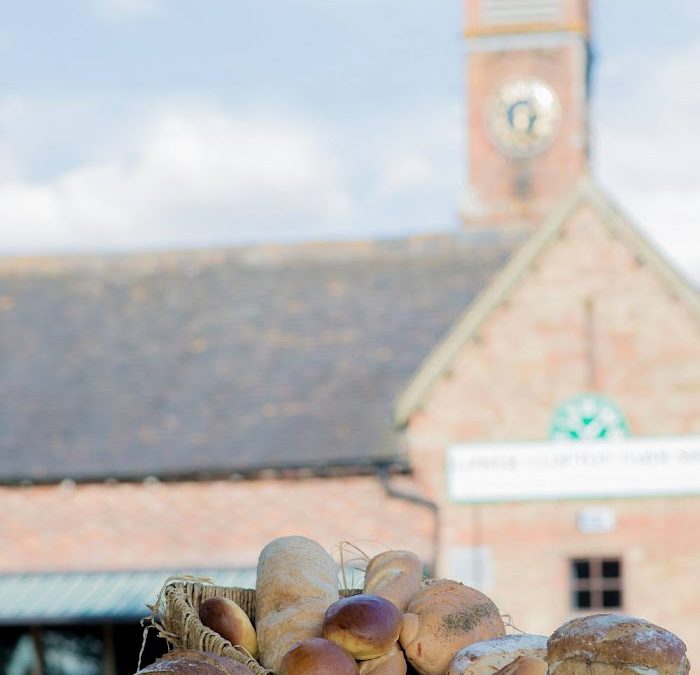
103, 623, 117, 675
30, 626, 44, 675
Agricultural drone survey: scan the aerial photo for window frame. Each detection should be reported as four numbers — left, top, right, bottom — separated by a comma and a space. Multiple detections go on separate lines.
570, 556, 623, 611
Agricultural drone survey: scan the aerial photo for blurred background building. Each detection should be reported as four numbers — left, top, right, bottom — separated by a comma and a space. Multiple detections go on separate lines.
1, 0, 699, 673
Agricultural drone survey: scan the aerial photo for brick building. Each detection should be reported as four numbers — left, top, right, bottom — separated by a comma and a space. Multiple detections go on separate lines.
1, 1, 699, 673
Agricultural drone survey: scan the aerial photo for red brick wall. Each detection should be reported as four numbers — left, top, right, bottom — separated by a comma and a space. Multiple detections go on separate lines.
463, 0, 589, 228
407, 201, 700, 661
465, 45, 588, 228
0, 476, 433, 576
443, 498, 699, 654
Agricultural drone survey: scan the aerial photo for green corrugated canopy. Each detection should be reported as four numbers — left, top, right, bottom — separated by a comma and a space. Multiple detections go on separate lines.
0, 569, 257, 625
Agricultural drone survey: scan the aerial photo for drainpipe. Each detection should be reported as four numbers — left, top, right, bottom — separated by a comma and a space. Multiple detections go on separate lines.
376, 466, 441, 578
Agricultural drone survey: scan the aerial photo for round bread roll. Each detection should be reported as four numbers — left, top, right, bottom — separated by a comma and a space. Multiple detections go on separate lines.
280, 637, 359, 675
447, 633, 548, 675
135, 649, 256, 674
199, 597, 258, 658
255, 536, 339, 671
400, 580, 506, 675
363, 550, 423, 612
323, 594, 403, 660
547, 614, 690, 675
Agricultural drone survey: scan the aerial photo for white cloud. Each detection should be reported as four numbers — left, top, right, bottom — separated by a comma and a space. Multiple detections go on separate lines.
0, 97, 25, 182
369, 102, 463, 217
0, 104, 355, 251
377, 154, 438, 196
83, 0, 160, 20
0, 97, 465, 253
595, 39, 700, 282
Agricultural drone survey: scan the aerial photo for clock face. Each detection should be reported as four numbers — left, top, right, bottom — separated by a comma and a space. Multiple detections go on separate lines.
486, 78, 561, 158
550, 394, 629, 441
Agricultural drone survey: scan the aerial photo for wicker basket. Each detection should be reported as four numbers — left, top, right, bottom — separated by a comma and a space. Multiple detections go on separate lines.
142, 577, 361, 675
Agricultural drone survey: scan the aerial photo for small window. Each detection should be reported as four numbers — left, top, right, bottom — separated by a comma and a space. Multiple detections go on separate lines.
571, 557, 623, 610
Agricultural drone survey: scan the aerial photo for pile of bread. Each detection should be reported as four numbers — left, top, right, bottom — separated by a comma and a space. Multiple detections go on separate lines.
136, 536, 691, 675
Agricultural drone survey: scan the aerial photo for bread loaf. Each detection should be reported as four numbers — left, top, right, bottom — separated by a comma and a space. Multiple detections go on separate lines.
547, 614, 690, 675
446, 633, 548, 675
493, 656, 547, 675
363, 550, 423, 612
135, 649, 256, 674
323, 594, 403, 660
358, 643, 408, 675
199, 597, 258, 658
255, 535, 339, 672
400, 580, 506, 675
279, 637, 359, 675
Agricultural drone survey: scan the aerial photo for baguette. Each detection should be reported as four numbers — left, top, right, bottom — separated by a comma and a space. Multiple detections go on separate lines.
255, 536, 339, 672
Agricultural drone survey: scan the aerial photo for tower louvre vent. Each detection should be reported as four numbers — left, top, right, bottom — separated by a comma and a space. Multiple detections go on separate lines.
481, 0, 562, 25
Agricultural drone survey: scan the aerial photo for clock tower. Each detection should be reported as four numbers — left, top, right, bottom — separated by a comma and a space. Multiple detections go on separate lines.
462, 0, 591, 230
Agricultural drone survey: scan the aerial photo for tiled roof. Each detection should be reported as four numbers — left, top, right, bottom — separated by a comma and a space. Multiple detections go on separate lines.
0, 233, 517, 483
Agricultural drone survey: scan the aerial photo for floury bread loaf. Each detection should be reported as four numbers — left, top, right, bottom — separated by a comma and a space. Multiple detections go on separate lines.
363, 550, 424, 612
547, 614, 690, 675
492, 656, 547, 675
446, 633, 548, 675
400, 580, 506, 675
135, 650, 256, 674
255, 536, 339, 672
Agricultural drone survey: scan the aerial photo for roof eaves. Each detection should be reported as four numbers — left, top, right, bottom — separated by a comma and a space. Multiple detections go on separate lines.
0, 456, 412, 487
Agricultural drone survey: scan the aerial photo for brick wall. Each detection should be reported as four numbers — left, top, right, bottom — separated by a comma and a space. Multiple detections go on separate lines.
406, 200, 700, 660
0, 475, 433, 576
465, 44, 589, 228
463, 0, 590, 229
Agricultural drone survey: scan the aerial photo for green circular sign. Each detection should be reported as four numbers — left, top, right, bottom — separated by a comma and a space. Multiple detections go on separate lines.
550, 394, 629, 440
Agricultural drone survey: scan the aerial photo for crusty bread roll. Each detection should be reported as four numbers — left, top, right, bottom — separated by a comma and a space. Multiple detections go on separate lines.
358, 643, 408, 675
547, 614, 690, 675
199, 596, 258, 658
493, 656, 546, 675
400, 580, 506, 675
279, 637, 359, 675
135, 649, 256, 674
255, 536, 339, 672
323, 594, 403, 660
363, 550, 423, 612
446, 633, 548, 675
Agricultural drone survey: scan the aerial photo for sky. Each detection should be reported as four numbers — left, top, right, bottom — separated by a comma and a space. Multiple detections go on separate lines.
1, 0, 699, 280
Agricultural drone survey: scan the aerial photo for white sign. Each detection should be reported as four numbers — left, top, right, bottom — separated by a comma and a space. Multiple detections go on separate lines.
447, 436, 700, 503
576, 507, 616, 534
